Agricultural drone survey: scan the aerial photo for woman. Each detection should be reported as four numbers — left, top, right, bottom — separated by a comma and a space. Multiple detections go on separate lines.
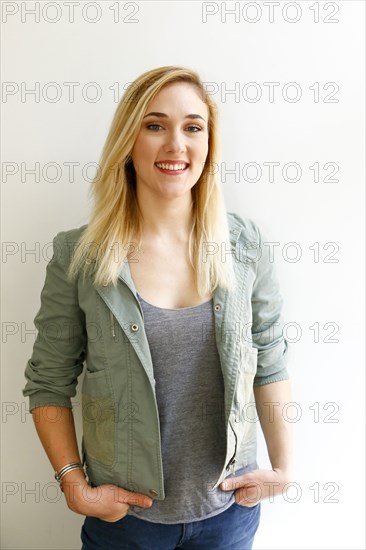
23, 66, 293, 550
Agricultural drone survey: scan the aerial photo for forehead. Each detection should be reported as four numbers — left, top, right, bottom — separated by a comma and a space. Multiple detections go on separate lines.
146, 82, 209, 118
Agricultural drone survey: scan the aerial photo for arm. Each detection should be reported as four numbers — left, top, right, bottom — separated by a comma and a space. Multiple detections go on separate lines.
253, 379, 294, 477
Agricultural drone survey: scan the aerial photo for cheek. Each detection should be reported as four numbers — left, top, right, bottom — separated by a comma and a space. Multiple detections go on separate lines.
143, 140, 159, 161
193, 141, 209, 167
197, 138, 209, 159
131, 136, 144, 157
131, 138, 153, 170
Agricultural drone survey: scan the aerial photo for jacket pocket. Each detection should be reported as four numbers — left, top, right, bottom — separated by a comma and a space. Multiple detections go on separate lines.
81, 369, 116, 466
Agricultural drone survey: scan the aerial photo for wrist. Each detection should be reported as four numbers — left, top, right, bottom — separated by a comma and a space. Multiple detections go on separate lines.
272, 466, 294, 483
55, 461, 85, 489
61, 470, 90, 512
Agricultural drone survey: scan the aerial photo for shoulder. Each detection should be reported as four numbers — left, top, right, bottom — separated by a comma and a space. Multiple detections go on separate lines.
50, 224, 88, 266
54, 224, 88, 243
51, 224, 88, 250
226, 211, 261, 245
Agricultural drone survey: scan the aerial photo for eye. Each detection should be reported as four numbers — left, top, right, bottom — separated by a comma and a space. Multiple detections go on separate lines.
146, 123, 162, 131
186, 125, 202, 133
145, 123, 203, 133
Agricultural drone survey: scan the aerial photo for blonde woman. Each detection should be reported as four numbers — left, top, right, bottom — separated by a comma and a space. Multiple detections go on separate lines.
23, 66, 293, 550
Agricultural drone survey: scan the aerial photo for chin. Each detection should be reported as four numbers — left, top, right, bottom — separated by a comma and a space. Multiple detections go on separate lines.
159, 187, 192, 199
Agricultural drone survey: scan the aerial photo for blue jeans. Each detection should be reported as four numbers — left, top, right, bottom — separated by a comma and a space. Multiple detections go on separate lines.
81, 501, 261, 550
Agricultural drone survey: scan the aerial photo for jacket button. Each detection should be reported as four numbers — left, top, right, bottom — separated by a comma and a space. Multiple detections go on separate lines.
131, 323, 139, 332
214, 304, 221, 312
149, 489, 158, 496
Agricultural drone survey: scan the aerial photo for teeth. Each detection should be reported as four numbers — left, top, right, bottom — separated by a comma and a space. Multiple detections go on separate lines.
156, 163, 187, 171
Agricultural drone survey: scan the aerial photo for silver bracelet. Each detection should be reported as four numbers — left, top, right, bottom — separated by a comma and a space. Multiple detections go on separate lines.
55, 462, 86, 491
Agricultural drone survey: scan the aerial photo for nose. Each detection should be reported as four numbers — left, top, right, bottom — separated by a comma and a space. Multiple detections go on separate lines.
163, 129, 187, 154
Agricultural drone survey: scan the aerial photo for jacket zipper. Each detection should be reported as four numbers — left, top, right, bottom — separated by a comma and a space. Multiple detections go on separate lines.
110, 310, 116, 339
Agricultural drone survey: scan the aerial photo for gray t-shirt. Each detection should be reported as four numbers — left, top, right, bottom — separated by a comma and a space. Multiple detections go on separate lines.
128, 293, 257, 524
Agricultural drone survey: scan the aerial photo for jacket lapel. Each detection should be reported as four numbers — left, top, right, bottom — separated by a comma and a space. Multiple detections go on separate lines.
96, 263, 155, 383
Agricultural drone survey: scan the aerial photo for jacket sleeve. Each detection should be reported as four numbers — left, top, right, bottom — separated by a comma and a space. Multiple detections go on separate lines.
22, 230, 87, 410
251, 224, 290, 386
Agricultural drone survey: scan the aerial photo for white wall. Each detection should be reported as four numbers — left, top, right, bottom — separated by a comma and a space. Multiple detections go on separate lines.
1, 1, 365, 548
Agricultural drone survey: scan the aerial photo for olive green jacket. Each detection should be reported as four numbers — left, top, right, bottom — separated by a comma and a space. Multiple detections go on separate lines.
22, 212, 289, 500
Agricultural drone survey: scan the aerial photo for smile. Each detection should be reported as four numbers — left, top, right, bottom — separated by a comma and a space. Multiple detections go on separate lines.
155, 162, 189, 173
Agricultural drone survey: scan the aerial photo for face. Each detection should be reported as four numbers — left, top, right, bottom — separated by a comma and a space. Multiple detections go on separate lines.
131, 82, 209, 202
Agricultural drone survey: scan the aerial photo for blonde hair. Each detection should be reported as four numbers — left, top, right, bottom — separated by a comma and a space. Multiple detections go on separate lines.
68, 65, 237, 296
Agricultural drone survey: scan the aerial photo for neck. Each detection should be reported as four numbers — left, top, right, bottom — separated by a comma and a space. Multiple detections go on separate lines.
136, 189, 194, 244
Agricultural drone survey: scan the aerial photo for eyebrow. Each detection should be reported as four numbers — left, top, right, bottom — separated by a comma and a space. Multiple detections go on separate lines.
143, 112, 207, 123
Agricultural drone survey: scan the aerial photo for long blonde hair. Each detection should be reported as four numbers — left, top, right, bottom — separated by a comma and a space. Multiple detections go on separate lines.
67, 65, 237, 296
